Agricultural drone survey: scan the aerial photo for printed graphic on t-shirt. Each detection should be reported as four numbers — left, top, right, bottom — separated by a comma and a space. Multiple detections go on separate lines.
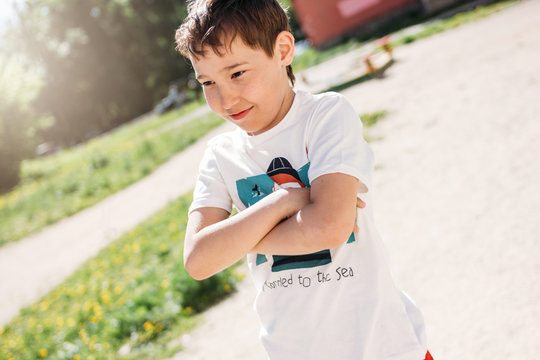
236, 157, 354, 272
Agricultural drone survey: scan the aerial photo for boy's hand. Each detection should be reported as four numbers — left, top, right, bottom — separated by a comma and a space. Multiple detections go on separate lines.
353, 197, 366, 233
278, 187, 311, 218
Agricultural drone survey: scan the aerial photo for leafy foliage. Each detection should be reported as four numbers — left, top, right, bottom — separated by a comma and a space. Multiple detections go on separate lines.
0, 193, 242, 360
5, 0, 191, 146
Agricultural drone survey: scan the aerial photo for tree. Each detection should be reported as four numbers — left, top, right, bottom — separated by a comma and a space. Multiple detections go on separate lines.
8, 0, 191, 146
0, 55, 42, 191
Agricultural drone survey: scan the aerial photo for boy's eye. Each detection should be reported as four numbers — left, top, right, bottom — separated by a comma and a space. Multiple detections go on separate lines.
231, 71, 245, 79
201, 80, 214, 87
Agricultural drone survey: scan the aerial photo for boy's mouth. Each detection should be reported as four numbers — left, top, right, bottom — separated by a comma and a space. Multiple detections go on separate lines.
229, 106, 253, 120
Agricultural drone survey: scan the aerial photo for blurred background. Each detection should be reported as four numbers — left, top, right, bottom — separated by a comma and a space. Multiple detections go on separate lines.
0, 0, 467, 194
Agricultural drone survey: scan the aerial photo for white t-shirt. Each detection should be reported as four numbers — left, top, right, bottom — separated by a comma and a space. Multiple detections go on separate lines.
189, 90, 427, 360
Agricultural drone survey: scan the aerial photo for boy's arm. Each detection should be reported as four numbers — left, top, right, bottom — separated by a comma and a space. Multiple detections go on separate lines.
184, 187, 310, 280
252, 172, 359, 255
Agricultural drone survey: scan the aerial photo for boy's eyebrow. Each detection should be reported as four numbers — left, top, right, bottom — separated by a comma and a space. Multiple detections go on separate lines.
196, 62, 248, 80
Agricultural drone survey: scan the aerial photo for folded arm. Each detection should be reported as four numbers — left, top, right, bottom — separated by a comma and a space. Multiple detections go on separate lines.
184, 187, 310, 280
252, 173, 359, 255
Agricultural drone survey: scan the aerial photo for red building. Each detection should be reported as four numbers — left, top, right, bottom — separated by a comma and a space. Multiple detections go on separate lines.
292, 0, 460, 46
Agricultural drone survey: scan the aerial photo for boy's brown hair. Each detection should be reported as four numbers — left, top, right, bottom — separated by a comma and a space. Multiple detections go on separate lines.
175, 0, 295, 85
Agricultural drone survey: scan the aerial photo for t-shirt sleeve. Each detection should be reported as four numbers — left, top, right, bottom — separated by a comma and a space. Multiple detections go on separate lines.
188, 143, 233, 215
306, 93, 374, 191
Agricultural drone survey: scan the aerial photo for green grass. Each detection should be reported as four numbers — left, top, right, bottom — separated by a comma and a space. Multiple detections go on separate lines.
292, 0, 518, 72
0, 193, 242, 360
361, 111, 388, 128
0, 103, 223, 247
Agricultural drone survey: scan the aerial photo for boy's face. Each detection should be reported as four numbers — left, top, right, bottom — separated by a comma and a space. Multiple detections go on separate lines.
191, 33, 295, 136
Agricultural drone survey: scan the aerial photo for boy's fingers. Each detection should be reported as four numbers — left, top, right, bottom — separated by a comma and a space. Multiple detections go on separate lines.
356, 197, 366, 208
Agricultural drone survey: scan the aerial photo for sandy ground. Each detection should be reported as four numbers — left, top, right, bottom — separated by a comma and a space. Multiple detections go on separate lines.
169, 1, 540, 359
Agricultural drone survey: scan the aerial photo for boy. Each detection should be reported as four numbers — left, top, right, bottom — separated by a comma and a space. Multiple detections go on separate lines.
175, 0, 431, 359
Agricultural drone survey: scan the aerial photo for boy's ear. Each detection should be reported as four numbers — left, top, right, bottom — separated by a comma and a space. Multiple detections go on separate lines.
276, 31, 295, 66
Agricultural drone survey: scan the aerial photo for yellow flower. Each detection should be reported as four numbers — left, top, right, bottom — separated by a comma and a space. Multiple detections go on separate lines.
56, 317, 64, 327
89, 316, 98, 323
143, 321, 154, 332
113, 286, 123, 295
160, 279, 170, 289
223, 283, 231, 293
183, 306, 192, 315
67, 318, 76, 327
132, 242, 140, 253
101, 293, 111, 304
40, 301, 49, 311
38, 348, 48, 357
0, 326, 5, 335
77, 284, 87, 295
79, 329, 89, 343
8, 339, 16, 348
73, 355, 81, 360
83, 301, 93, 311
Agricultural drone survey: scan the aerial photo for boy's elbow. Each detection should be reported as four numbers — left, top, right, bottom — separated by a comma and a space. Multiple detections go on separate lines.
312, 214, 355, 249
184, 251, 212, 281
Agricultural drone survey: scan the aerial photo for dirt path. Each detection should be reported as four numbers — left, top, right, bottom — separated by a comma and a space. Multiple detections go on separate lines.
0, 117, 235, 326
169, 1, 540, 359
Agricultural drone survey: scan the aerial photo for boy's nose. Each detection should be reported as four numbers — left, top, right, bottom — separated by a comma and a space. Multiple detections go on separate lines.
217, 85, 239, 111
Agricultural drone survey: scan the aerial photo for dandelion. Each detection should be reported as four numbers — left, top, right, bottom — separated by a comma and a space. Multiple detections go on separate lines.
101, 293, 111, 304
160, 279, 170, 289
184, 306, 193, 315
83, 301, 93, 311
114, 286, 122, 295
56, 317, 64, 327
8, 339, 16, 348
132, 242, 140, 253
67, 318, 76, 327
0, 326, 5, 335
143, 321, 154, 332
73, 355, 81, 360
77, 284, 87, 295
40, 301, 49, 311
79, 329, 89, 344
38, 348, 48, 357
223, 283, 231, 293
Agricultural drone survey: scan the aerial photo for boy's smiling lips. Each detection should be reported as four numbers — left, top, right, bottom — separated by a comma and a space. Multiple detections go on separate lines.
228, 106, 254, 120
